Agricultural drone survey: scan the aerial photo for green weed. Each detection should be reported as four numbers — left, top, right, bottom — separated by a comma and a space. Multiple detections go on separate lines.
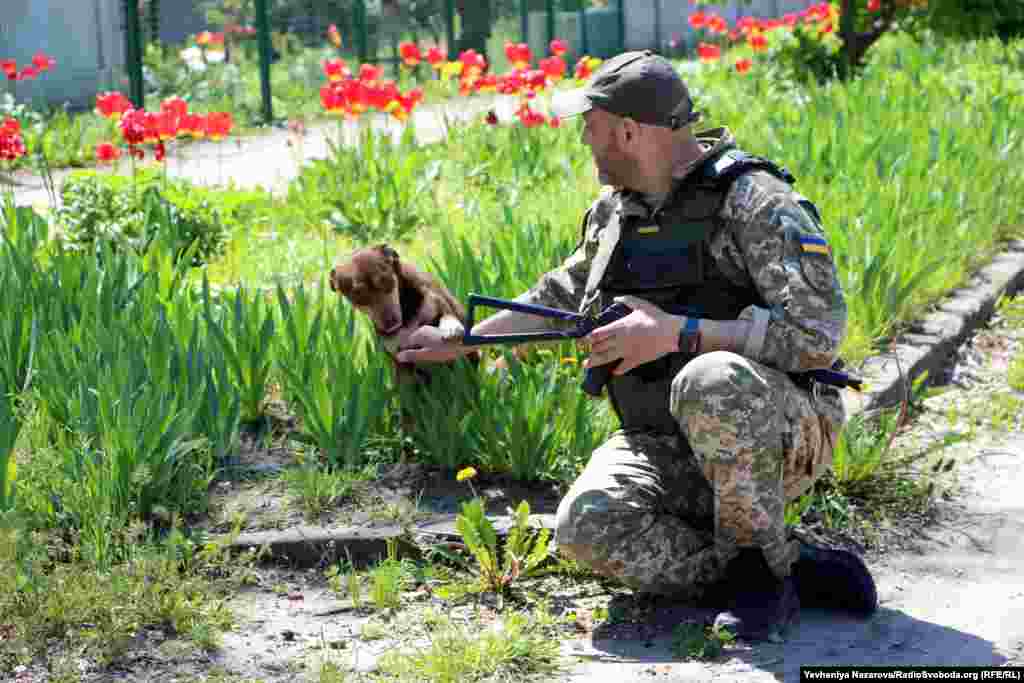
671, 621, 736, 661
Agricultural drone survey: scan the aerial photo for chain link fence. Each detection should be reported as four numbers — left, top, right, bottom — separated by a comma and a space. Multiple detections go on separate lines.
124, 0, 622, 127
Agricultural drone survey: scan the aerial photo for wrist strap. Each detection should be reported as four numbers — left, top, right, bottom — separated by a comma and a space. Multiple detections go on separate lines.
681, 316, 701, 355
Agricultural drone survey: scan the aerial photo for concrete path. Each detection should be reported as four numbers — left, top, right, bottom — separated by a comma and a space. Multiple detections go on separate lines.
6, 91, 530, 210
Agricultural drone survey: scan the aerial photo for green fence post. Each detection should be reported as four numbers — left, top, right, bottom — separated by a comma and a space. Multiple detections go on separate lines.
617, 0, 626, 54
578, 0, 589, 57
546, 0, 556, 49
355, 0, 369, 63
123, 0, 144, 108
444, 0, 457, 60
520, 0, 529, 44
255, 0, 273, 125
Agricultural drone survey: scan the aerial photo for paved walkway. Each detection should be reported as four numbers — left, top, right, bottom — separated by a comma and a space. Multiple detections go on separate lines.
6, 92, 531, 211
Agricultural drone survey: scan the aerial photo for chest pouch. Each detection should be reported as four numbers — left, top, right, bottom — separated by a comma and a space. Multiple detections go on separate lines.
602, 212, 713, 295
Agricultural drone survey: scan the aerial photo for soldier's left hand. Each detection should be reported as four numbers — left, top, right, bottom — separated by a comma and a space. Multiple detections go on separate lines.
582, 295, 680, 375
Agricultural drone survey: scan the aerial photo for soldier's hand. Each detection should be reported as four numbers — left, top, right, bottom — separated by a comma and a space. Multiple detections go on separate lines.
582, 296, 682, 375
395, 325, 466, 365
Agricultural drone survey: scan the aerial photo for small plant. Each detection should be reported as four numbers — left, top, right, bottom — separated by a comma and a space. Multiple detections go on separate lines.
671, 620, 736, 661
446, 467, 552, 595
282, 456, 363, 521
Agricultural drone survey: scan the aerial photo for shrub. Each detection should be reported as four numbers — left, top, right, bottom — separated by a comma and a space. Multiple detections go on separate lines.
55, 170, 261, 267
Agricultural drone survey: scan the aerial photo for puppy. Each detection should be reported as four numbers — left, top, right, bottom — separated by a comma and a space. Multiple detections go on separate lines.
329, 244, 480, 383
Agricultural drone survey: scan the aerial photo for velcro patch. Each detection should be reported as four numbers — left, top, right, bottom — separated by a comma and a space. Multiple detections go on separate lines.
799, 235, 831, 256
636, 225, 660, 235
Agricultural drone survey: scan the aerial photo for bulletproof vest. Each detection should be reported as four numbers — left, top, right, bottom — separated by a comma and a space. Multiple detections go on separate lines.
596, 147, 800, 434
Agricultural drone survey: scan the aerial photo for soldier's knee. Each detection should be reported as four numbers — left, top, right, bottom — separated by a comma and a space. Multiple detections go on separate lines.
671, 351, 772, 416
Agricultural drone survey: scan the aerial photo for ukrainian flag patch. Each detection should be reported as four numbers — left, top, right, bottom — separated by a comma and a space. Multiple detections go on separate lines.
637, 225, 660, 235
799, 235, 831, 256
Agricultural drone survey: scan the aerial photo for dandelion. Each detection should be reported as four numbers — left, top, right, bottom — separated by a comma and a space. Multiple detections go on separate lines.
457, 467, 477, 482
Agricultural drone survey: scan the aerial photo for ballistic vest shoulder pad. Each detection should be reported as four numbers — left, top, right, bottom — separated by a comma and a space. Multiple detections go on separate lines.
697, 148, 797, 189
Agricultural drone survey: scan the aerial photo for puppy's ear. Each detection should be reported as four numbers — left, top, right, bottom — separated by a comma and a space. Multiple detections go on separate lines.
329, 267, 352, 294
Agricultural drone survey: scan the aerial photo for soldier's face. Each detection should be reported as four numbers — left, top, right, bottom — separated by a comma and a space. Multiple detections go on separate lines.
582, 109, 635, 187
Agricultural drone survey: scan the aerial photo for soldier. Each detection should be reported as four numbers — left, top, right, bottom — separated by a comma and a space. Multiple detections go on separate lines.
397, 50, 877, 641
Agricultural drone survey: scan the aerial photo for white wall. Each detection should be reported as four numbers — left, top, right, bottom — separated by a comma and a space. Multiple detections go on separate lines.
0, 0, 126, 111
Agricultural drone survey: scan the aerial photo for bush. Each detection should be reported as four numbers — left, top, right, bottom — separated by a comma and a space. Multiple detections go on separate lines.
55, 170, 262, 267
918, 0, 1024, 41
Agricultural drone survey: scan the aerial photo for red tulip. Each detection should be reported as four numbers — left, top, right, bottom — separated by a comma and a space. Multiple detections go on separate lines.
505, 42, 532, 70
549, 116, 562, 129
485, 111, 498, 126
1, 60, 16, 81
697, 43, 721, 63
205, 112, 233, 140
154, 141, 167, 163
359, 64, 383, 83
95, 142, 122, 163
749, 33, 767, 52
18, 65, 38, 81
179, 113, 206, 138
323, 58, 351, 83
549, 39, 569, 57
868, 0, 881, 11
96, 92, 133, 120
688, 11, 707, 29
399, 41, 421, 67
735, 58, 753, 74
707, 15, 729, 35
32, 52, 55, 72
119, 108, 149, 146
539, 56, 566, 82
426, 46, 445, 68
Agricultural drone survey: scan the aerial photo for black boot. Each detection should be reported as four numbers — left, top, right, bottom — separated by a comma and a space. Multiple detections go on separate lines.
711, 548, 800, 642
791, 536, 878, 616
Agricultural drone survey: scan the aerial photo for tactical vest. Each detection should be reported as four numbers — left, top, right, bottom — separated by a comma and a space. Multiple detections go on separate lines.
594, 147, 808, 434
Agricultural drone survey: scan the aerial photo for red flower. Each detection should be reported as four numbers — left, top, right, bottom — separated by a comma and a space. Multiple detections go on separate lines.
735, 58, 753, 74
505, 42, 532, 70
549, 116, 562, 129
539, 56, 566, 82
459, 49, 487, 75
515, 102, 546, 128
323, 58, 350, 83
161, 96, 188, 121
549, 39, 569, 57
867, 0, 881, 10
399, 42, 421, 67
688, 11, 707, 29
697, 43, 721, 62
31, 52, 55, 72
155, 110, 179, 141
749, 33, 767, 52
129, 146, 145, 160
706, 15, 729, 35
179, 113, 207, 138
18, 65, 38, 81
485, 110, 498, 126
96, 92, 133, 120
119, 108, 149, 146
154, 141, 166, 163
196, 31, 212, 46
1, 60, 16, 81
426, 46, 445, 68
205, 112, 233, 140
574, 56, 601, 82
0, 117, 25, 161
95, 142, 121, 163
359, 64, 383, 83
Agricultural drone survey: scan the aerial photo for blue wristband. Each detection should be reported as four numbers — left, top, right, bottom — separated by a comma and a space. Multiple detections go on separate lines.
679, 316, 702, 354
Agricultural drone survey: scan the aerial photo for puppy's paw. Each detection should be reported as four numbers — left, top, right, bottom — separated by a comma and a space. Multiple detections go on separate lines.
438, 314, 465, 343
380, 334, 402, 355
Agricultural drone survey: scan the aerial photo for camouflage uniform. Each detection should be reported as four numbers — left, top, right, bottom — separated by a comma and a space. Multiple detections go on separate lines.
517, 127, 848, 599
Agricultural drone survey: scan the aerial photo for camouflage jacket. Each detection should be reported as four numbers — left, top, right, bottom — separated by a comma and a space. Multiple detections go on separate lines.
518, 127, 848, 377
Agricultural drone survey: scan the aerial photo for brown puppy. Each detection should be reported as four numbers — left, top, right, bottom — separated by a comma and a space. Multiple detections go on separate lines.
329, 244, 480, 382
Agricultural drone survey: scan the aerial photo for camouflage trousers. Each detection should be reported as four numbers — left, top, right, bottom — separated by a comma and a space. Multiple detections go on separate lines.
554, 351, 843, 600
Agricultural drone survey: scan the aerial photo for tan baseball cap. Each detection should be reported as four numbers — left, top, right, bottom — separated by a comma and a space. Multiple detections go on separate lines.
552, 50, 701, 129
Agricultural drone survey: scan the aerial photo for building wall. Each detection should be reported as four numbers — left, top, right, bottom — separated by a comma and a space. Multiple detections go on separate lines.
0, 0, 125, 112
625, 0, 819, 52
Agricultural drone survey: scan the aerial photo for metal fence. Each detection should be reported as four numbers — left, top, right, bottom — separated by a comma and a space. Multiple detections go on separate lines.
124, 0, 624, 126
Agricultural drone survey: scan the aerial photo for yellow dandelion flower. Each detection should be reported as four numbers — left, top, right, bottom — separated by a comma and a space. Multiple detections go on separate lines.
457, 467, 478, 482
